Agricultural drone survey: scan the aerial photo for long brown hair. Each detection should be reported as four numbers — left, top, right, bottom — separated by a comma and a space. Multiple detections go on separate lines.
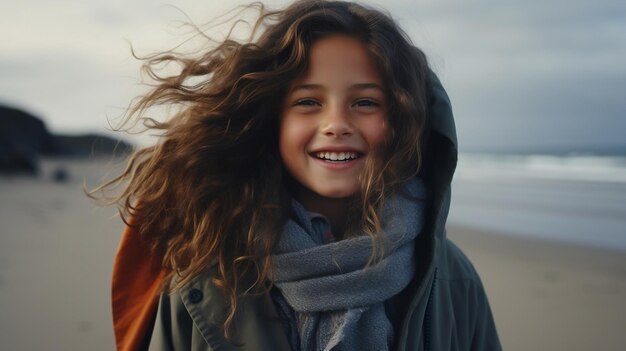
92, 0, 429, 337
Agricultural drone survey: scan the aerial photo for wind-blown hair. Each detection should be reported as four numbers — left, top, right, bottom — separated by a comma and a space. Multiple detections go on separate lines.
93, 0, 429, 336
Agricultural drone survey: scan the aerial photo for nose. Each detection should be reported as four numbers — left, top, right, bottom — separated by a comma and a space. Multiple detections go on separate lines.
320, 106, 354, 137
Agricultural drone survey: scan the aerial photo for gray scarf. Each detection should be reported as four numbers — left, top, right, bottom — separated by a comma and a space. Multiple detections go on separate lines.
271, 178, 426, 351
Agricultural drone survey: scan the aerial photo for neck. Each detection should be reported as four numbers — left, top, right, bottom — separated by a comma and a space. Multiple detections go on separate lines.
290, 185, 353, 239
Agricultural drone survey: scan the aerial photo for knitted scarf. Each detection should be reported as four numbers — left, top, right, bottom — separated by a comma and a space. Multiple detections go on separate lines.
271, 178, 426, 351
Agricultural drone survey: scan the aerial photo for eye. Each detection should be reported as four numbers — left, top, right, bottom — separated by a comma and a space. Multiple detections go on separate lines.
294, 98, 320, 107
352, 99, 380, 108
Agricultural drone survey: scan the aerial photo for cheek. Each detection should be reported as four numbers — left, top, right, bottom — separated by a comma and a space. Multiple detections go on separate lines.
281, 114, 317, 144
279, 116, 309, 163
361, 117, 388, 148
279, 118, 297, 152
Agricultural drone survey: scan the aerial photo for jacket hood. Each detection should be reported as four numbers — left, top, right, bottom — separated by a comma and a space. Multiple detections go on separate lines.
110, 71, 458, 350
421, 70, 458, 242
428, 71, 457, 150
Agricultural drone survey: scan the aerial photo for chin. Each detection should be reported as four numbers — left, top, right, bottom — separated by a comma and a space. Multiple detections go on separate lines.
314, 184, 359, 199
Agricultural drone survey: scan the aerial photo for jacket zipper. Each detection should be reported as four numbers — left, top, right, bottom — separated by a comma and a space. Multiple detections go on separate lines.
423, 267, 438, 351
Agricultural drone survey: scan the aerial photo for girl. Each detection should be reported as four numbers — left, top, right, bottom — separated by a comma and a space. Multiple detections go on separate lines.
103, 1, 501, 350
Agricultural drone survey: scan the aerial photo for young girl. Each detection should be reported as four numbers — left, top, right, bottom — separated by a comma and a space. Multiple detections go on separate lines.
104, 1, 501, 350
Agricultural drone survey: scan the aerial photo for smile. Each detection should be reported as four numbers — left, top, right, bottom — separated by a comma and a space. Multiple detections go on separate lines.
314, 151, 361, 162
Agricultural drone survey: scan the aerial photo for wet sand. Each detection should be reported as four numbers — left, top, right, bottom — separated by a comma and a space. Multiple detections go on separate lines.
0, 159, 625, 350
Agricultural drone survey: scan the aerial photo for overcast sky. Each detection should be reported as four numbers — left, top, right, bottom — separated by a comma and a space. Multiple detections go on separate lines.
1, 0, 624, 153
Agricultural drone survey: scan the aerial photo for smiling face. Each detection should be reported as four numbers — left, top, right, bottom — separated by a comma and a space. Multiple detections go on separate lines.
280, 35, 388, 204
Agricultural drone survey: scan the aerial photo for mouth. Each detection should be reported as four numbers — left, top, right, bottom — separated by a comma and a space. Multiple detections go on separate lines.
310, 150, 363, 163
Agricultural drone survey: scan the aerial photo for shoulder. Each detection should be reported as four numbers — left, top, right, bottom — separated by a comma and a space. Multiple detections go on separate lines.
428, 238, 502, 349
432, 238, 488, 312
437, 237, 482, 283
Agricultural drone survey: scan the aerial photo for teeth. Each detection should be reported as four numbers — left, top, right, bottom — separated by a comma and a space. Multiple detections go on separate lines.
315, 152, 358, 161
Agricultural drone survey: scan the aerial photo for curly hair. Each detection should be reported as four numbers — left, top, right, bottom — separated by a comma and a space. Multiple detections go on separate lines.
92, 0, 430, 338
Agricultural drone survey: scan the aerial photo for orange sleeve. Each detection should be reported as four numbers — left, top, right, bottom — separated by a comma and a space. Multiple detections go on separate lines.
111, 223, 165, 351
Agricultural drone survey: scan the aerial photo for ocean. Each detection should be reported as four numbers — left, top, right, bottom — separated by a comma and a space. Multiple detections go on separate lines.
448, 153, 626, 252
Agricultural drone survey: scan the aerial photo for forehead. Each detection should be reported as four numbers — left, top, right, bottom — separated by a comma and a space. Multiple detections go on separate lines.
296, 35, 383, 86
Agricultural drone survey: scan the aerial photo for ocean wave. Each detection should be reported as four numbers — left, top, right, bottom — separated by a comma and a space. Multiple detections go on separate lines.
455, 153, 626, 183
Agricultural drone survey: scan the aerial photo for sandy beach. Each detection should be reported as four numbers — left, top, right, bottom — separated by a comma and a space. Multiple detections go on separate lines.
448, 227, 626, 351
0, 158, 125, 351
1, 159, 625, 350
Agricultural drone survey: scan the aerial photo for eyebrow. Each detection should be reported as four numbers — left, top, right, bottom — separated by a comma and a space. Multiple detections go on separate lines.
291, 83, 384, 92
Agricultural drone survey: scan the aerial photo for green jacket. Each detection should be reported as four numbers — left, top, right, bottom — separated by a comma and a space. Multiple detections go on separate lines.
145, 73, 501, 351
